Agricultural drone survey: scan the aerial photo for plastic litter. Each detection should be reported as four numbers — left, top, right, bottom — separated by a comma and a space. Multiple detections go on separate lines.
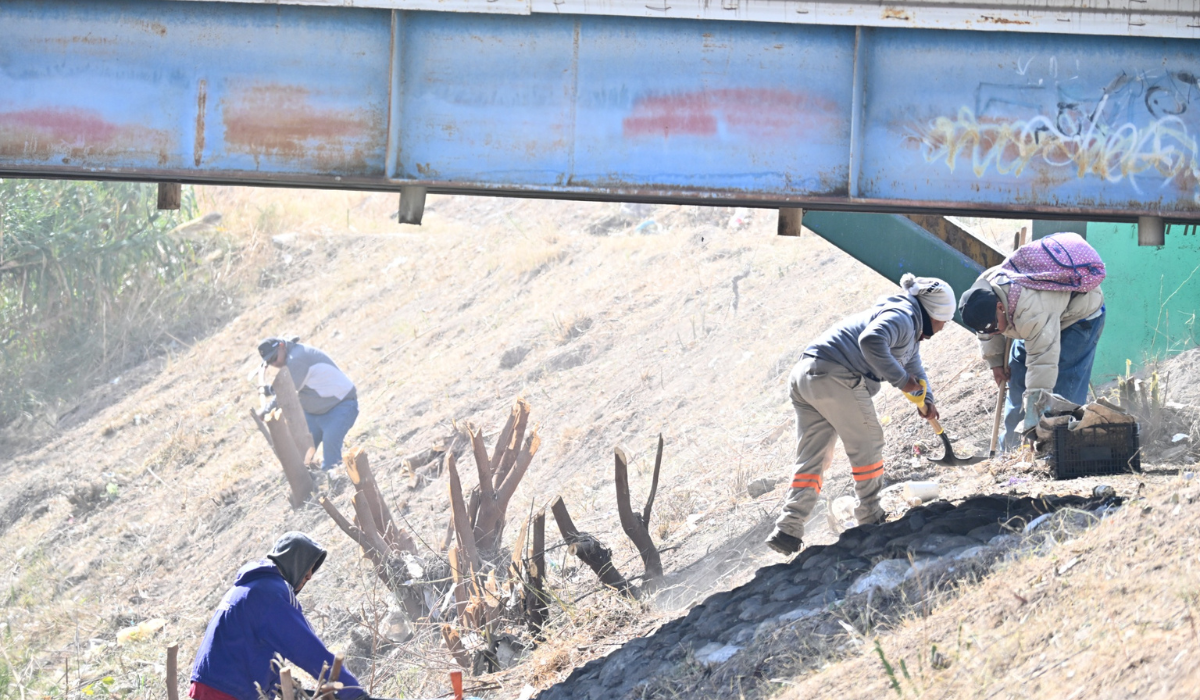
902, 481, 939, 503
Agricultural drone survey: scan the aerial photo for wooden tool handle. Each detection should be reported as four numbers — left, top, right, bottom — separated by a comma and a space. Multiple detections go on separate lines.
918, 402, 945, 436
990, 379, 1007, 455
989, 339, 1012, 456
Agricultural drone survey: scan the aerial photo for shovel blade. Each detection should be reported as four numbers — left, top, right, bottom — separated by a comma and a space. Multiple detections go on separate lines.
928, 432, 987, 467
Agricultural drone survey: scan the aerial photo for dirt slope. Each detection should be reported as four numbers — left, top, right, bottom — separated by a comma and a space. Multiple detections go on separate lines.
1, 189, 1192, 699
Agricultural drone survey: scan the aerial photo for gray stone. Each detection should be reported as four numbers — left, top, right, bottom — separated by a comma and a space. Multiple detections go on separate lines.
966, 523, 1004, 542
848, 558, 912, 596
770, 584, 810, 602
907, 534, 978, 556
695, 642, 742, 666
747, 477, 781, 499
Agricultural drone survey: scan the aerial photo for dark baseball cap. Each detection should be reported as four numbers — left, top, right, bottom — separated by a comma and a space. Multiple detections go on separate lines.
958, 287, 1000, 334
258, 337, 284, 362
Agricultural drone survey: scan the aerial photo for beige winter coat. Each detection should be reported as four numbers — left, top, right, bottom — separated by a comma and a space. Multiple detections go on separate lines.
976, 267, 1104, 394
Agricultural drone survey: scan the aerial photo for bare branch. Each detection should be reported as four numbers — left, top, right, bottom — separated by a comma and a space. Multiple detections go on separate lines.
446, 453, 482, 573
643, 433, 664, 526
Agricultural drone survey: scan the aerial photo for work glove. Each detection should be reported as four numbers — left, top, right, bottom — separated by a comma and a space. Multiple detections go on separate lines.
1020, 388, 1051, 433
901, 379, 939, 421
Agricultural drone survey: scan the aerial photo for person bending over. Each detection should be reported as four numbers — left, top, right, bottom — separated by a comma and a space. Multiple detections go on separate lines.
765, 275, 954, 555
190, 532, 366, 700
259, 337, 358, 472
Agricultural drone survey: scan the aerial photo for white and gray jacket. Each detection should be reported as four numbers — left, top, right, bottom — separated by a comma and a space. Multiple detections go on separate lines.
805, 294, 935, 403
283, 342, 357, 415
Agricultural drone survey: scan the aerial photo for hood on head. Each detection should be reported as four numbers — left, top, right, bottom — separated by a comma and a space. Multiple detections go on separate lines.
265, 532, 326, 592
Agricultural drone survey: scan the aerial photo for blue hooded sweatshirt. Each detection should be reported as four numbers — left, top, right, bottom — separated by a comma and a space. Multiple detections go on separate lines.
191, 534, 364, 700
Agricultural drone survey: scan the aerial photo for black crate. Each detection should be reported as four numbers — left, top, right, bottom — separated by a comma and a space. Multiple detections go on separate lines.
1051, 422, 1141, 479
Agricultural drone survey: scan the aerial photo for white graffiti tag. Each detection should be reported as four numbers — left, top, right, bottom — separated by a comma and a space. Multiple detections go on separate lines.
915, 68, 1200, 203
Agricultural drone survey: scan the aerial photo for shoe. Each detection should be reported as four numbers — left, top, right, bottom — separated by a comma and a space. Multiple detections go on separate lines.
765, 528, 803, 555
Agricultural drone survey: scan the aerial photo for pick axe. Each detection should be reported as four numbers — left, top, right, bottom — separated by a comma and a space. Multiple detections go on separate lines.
904, 381, 985, 467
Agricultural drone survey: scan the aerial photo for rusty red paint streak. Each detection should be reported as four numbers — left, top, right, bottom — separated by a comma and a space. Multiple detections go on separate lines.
0, 108, 175, 164
222, 84, 377, 169
0, 108, 121, 144
623, 89, 838, 139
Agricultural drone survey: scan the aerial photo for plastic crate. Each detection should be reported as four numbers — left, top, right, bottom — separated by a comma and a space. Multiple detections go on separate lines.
1050, 422, 1141, 479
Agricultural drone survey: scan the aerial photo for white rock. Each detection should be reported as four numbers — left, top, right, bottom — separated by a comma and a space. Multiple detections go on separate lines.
776, 606, 820, 623
849, 558, 912, 595
1024, 513, 1053, 533
903, 557, 947, 581
953, 546, 993, 561
1173, 433, 1190, 443
695, 642, 742, 665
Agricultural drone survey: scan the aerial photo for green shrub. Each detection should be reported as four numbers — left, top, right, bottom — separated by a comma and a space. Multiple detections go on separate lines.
0, 179, 225, 425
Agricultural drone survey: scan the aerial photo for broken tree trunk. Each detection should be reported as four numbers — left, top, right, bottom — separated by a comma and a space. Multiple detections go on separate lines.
446, 452, 483, 574
469, 399, 540, 555
549, 496, 635, 596
526, 510, 549, 635
614, 441, 664, 589
345, 448, 416, 554
262, 408, 314, 508
272, 366, 316, 464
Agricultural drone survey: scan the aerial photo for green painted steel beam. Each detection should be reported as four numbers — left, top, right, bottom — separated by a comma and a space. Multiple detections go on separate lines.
798, 211, 989, 328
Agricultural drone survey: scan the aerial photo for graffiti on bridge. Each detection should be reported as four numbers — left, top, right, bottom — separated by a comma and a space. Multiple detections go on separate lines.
913, 60, 1200, 203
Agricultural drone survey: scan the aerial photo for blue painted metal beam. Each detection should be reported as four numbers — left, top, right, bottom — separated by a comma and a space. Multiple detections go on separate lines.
3, 1, 1199, 221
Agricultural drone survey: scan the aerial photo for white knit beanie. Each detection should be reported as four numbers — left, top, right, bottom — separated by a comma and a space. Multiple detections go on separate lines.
900, 274, 956, 322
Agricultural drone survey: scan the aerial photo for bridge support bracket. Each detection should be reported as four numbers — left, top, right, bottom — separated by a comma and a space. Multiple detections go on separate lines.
157, 183, 181, 210
1137, 216, 1164, 246
398, 186, 427, 226
777, 207, 805, 237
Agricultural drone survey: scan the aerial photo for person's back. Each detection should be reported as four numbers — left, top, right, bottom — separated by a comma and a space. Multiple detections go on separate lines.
805, 292, 933, 401
283, 343, 356, 416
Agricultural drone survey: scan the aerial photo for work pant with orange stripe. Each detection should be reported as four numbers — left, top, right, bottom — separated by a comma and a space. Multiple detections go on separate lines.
774, 355, 887, 540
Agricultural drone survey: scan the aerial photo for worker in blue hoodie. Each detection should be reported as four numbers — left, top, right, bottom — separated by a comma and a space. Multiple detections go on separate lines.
190, 532, 366, 700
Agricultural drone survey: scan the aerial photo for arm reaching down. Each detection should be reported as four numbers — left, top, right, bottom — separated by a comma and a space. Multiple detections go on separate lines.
255, 587, 366, 700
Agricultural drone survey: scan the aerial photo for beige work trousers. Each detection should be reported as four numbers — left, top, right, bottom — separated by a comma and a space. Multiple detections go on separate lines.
774, 355, 887, 539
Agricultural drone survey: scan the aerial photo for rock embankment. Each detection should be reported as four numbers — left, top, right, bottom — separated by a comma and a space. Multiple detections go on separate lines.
538, 493, 1117, 700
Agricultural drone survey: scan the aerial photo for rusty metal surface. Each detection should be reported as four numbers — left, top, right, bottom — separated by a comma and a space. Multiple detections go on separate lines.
0, 1, 390, 176
2, 1, 1200, 220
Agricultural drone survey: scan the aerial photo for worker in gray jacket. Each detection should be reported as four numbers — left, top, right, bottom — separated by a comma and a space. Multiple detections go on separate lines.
259, 337, 358, 472
766, 275, 955, 555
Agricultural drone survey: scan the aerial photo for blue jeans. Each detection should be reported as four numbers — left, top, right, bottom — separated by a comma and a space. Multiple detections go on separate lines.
305, 399, 359, 471
1000, 308, 1105, 451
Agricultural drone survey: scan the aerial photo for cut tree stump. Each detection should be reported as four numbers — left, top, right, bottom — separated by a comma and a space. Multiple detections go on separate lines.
345, 448, 415, 554
526, 509, 549, 635
262, 408, 314, 508
550, 496, 635, 596
271, 366, 316, 463
614, 438, 664, 589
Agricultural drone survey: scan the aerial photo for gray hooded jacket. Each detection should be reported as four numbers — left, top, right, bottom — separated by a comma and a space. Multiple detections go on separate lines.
805, 293, 935, 404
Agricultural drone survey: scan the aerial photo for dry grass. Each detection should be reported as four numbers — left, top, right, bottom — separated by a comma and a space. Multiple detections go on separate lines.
776, 478, 1200, 699
1, 187, 1178, 700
